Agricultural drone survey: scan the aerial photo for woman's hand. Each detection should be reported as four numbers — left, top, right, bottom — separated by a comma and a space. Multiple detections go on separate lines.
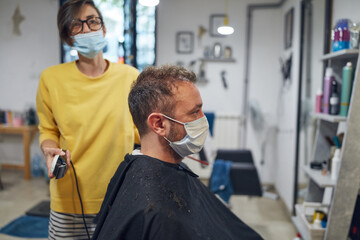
42, 146, 71, 179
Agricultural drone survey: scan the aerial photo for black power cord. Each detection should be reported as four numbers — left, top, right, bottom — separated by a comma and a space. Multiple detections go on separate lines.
70, 161, 91, 240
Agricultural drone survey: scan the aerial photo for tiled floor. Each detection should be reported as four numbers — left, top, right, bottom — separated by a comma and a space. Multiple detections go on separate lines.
0, 169, 297, 240
0, 169, 50, 240
232, 194, 297, 239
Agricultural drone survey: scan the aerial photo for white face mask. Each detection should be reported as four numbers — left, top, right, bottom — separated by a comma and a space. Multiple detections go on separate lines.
72, 30, 107, 59
162, 114, 209, 158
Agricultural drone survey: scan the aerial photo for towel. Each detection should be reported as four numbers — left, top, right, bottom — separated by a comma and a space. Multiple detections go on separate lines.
210, 159, 233, 203
204, 112, 215, 136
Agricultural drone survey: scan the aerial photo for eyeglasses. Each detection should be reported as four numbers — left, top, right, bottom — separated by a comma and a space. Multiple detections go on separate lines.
70, 17, 103, 35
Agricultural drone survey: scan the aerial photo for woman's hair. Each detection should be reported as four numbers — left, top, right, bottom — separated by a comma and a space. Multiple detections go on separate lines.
57, 0, 103, 46
128, 65, 197, 136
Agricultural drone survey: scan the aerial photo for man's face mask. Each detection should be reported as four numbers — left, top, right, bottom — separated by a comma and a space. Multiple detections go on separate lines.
72, 30, 107, 59
162, 114, 209, 158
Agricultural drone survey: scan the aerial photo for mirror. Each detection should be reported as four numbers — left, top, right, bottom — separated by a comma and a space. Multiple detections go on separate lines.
213, 42, 222, 59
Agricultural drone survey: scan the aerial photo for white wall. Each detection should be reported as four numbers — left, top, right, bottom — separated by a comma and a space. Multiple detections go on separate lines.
0, 0, 60, 111
157, 0, 245, 114
332, 0, 360, 26
0, 0, 59, 165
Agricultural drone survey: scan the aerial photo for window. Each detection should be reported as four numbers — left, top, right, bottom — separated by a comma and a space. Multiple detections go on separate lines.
136, 4, 156, 71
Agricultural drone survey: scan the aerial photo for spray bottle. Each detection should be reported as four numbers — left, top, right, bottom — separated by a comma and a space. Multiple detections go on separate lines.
340, 62, 354, 116
331, 149, 341, 181
330, 80, 340, 115
323, 67, 335, 114
315, 89, 323, 113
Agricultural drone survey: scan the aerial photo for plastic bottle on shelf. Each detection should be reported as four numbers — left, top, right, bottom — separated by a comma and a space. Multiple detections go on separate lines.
332, 27, 341, 52
349, 22, 360, 49
330, 80, 340, 115
313, 214, 323, 229
315, 89, 323, 113
338, 19, 350, 50
340, 62, 354, 116
332, 19, 351, 51
342, 28, 350, 50
292, 233, 302, 240
323, 67, 334, 114
331, 148, 341, 181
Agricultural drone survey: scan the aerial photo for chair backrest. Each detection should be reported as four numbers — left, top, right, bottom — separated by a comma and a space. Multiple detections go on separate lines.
216, 149, 254, 164
229, 162, 262, 196
212, 149, 263, 197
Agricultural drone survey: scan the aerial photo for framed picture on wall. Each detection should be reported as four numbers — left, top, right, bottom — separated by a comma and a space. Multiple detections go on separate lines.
176, 31, 194, 54
210, 14, 226, 37
284, 8, 294, 49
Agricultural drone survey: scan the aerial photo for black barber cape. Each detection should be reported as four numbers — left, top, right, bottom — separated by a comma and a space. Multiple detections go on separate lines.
93, 154, 263, 240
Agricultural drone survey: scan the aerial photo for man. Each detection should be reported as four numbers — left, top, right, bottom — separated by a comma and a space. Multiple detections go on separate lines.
93, 65, 263, 240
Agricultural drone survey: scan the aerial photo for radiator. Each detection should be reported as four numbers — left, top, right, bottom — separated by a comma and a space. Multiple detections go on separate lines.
212, 114, 242, 149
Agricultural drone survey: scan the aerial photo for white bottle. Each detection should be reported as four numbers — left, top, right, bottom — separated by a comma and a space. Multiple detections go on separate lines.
331, 149, 341, 181
313, 214, 322, 229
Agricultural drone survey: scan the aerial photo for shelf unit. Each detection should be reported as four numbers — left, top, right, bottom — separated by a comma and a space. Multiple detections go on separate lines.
293, 204, 328, 240
320, 49, 359, 61
312, 113, 347, 123
292, 216, 310, 240
199, 58, 236, 63
0, 125, 38, 180
196, 58, 236, 86
302, 165, 335, 188
292, 50, 360, 240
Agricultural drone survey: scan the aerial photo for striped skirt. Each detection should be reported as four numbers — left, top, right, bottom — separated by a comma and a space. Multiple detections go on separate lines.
48, 210, 97, 240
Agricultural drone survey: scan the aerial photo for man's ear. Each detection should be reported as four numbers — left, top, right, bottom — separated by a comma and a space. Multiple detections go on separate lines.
147, 113, 167, 136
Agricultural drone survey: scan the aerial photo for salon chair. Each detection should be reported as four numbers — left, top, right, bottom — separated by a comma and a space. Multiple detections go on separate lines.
202, 147, 263, 197
203, 112, 262, 197
214, 149, 262, 196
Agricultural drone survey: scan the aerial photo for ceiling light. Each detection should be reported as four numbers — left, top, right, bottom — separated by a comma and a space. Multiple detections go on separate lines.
218, 16, 234, 35
139, 0, 159, 7
218, 26, 234, 35
218, 0, 234, 36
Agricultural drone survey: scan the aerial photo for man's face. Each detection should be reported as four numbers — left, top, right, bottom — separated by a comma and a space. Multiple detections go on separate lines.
167, 81, 204, 142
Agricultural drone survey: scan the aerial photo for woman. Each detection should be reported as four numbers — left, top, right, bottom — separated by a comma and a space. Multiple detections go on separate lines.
36, 0, 140, 239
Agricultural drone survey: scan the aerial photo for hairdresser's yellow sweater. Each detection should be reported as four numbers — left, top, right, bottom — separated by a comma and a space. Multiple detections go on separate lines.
36, 60, 140, 214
